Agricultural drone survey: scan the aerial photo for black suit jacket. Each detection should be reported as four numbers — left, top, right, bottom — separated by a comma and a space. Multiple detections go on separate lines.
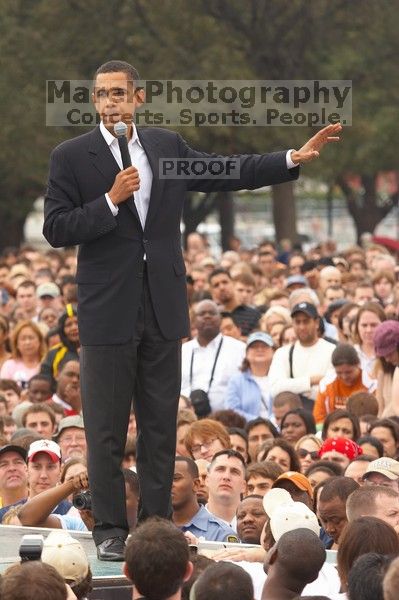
43, 126, 299, 345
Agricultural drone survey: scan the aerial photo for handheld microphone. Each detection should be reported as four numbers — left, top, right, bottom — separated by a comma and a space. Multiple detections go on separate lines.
114, 121, 132, 169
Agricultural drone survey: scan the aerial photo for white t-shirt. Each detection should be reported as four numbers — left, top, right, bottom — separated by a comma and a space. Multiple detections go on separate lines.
237, 560, 341, 599
181, 334, 246, 412
268, 338, 335, 400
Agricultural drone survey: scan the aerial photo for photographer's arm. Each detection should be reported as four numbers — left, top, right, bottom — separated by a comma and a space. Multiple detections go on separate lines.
18, 473, 88, 528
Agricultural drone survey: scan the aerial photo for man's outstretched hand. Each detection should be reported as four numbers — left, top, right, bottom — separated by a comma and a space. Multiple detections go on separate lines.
290, 123, 342, 165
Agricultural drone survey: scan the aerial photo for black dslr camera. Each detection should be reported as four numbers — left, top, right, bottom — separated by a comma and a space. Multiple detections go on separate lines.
73, 490, 92, 510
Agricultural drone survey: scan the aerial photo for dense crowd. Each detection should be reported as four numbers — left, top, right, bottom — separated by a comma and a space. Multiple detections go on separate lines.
1, 233, 399, 599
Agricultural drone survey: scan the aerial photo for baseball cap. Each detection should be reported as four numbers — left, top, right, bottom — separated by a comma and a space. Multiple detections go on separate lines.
55, 415, 85, 440
41, 531, 89, 585
0, 444, 27, 462
291, 302, 318, 319
272, 471, 313, 498
263, 488, 320, 541
374, 320, 399, 357
36, 282, 60, 299
285, 275, 308, 288
363, 457, 399, 481
246, 331, 274, 348
28, 440, 61, 463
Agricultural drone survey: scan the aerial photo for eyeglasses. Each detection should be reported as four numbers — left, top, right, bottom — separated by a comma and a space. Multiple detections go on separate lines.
297, 448, 319, 460
191, 439, 217, 455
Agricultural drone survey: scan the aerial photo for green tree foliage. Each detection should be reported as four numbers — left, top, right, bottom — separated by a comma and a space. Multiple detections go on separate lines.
0, 0, 398, 248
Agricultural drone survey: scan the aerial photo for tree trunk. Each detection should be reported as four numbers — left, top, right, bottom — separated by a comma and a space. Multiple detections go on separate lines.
182, 192, 219, 248
271, 181, 298, 244
337, 174, 399, 244
218, 192, 235, 251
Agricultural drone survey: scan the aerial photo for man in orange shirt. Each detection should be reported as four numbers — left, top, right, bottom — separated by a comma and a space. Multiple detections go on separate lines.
313, 343, 376, 424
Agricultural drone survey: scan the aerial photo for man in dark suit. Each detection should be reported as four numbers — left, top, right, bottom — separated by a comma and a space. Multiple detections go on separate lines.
43, 60, 341, 560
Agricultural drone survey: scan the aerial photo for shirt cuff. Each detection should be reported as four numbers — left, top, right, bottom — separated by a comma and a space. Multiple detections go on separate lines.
105, 193, 119, 216
286, 149, 297, 170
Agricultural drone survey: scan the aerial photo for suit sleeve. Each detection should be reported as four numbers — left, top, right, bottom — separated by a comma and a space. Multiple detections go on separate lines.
176, 134, 300, 193
43, 146, 117, 248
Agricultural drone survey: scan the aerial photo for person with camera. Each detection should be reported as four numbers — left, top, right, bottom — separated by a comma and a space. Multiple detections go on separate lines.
181, 300, 245, 416
17, 467, 138, 532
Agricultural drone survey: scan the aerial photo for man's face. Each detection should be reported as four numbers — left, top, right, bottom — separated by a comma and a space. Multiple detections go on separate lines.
92, 71, 144, 132
317, 496, 347, 544
353, 286, 374, 305
206, 455, 246, 504
58, 427, 87, 460
246, 475, 274, 497
236, 497, 267, 544
273, 403, 290, 428
16, 286, 36, 312
1, 389, 20, 414
194, 302, 221, 338
0, 451, 27, 493
220, 316, 241, 340
320, 268, 341, 291
258, 254, 275, 276
247, 424, 274, 462
27, 380, 52, 404
210, 274, 235, 304
27, 453, 60, 496
172, 461, 198, 511
324, 287, 345, 305
373, 493, 399, 529
344, 460, 370, 485
229, 434, 248, 463
364, 472, 399, 491
292, 313, 319, 346
233, 282, 254, 306
334, 364, 360, 387
370, 426, 397, 458
57, 361, 80, 398
195, 459, 210, 503
25, 412, 55, 439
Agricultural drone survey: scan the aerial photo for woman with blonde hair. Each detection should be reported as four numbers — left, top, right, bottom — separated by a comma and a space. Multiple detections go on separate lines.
260, 306, 291, 335
295, 434, 322, 473
0, 320, 46, 388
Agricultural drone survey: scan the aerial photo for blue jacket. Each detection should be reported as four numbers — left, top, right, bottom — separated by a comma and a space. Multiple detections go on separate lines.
226, 369, 273, 421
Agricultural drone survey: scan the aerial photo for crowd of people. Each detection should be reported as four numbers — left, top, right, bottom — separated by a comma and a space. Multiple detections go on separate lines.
1, 232, 399, 599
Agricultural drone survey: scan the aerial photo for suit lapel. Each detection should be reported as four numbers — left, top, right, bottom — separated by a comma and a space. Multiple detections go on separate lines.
137, 128, 166, 233
88, 126, 142, 226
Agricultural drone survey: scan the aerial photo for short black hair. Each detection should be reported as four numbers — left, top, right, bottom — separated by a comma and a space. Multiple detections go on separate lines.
357, 435, 384, 458
208, 268, 232, 284
348, 553, 393, 600
245, 417, 280, 438
94, 60, 140, 86
319, 476, 359, 504
175, 456, 199, 479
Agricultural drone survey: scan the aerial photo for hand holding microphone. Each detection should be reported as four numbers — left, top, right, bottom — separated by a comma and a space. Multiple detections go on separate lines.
108, 121, 140, 205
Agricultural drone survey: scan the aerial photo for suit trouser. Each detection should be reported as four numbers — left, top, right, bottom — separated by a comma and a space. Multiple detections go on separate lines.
80, 267, 181, 545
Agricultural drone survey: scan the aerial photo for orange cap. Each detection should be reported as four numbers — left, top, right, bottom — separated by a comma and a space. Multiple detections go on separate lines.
272, 471, 313, 498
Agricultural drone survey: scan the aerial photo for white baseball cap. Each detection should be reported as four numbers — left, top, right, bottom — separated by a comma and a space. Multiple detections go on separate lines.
263, 488, 320, 541
41, 531, 89, 584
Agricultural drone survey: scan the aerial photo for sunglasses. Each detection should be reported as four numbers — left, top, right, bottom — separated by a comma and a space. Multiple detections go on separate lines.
298, 448, 319, 460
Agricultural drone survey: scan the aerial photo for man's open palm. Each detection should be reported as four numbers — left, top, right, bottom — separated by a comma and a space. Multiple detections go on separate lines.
291, 123, 342, 165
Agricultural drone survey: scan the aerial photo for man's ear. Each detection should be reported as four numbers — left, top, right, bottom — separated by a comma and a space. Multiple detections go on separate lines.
123, 562, 130, 580
183, 560, 194, 583
268, 545, 278, 566
193, 477, 201, 494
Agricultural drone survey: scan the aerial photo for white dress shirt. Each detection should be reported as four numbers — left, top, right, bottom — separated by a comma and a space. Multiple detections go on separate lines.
181, 333, 246, 412
100, 120, 153, 229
